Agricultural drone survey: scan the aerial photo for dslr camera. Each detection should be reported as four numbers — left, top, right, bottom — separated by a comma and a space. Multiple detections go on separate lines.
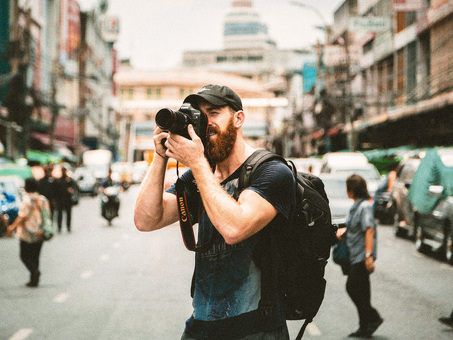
155, 103, 208, 146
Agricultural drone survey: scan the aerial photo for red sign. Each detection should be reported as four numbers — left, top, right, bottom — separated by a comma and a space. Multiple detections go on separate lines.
393, 0, 424, 12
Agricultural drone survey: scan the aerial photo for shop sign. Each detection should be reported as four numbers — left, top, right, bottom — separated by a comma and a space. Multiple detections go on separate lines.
349, 17, 391, 32
323, 45, 362, 67
392, 0, 424, 12
102, 16, 120, 42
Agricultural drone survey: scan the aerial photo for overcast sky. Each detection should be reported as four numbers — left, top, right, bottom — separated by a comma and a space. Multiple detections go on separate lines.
93, 0, 345, 70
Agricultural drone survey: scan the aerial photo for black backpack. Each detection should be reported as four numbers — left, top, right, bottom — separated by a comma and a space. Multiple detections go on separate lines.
176, 150, 337, 339
237, 150, 337, 340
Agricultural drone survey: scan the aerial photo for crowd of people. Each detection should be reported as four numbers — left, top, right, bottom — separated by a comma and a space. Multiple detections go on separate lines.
6, 164, 78, 288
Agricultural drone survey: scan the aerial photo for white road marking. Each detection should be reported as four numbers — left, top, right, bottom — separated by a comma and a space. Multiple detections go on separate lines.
8, 329, 33, 340
80, 270, 93, 279
307, 323, 322, 336
100, 254, 110, 262
53, 292, 70, 303
112, 242, 121, 248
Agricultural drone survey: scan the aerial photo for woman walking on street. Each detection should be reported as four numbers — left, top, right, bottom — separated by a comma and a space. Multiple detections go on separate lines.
8, 178, 49, 287
338, 174, 383, 338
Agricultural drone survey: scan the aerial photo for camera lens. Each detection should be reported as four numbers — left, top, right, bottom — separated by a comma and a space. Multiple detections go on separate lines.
156, 108, 176, 130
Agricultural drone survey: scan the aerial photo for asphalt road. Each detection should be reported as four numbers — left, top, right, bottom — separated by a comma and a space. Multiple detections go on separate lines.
1, 184, 453, 340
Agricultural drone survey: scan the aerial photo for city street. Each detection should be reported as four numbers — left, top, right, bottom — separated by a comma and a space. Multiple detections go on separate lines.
1, 184, 453, 340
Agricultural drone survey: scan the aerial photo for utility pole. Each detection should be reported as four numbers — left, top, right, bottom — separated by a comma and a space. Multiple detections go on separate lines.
343, 33, 356, 152
49, 58, 60, 150
76, 11, 88, 165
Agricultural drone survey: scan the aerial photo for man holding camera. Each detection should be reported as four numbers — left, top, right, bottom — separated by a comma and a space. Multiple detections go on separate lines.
134, 85, 295, 340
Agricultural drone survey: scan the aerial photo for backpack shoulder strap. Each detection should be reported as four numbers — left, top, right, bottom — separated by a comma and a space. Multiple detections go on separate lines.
236, 150, 294, 317
236, 150, 288, 197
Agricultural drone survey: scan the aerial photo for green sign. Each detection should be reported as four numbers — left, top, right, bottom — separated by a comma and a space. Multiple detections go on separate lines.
349, 17, 391, 32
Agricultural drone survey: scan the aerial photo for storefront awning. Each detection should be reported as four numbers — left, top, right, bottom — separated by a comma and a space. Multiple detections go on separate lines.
32, 132, 76, 148
26, 149, 64, 165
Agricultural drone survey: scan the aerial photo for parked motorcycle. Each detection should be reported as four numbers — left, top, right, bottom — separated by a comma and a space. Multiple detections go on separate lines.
374, 190, 394, 225
101, 186, 120, 225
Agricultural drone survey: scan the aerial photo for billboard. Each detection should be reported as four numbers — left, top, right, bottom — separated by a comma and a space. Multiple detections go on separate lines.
59, 0, 80, 72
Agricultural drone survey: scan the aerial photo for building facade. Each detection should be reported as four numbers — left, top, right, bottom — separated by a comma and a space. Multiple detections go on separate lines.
309, 0, 453, 155
0, 0, 118, 163
114, 65, 286, 162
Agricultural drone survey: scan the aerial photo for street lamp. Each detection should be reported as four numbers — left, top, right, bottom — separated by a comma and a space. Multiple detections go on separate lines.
289, 0, 334, 153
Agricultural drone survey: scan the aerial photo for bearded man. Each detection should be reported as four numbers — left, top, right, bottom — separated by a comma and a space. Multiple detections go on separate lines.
134, 85, 295, 340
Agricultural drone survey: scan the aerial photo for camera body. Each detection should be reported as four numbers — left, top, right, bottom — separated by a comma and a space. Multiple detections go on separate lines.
155, 103, 208, 146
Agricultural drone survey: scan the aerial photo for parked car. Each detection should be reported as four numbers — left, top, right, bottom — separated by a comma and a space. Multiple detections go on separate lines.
321, 162, 382, 197
320, 152, 369, 172
408, 148, 453, 264
391, 157, 422, 238
318, 174, 353, 229
73, 167, 99, 196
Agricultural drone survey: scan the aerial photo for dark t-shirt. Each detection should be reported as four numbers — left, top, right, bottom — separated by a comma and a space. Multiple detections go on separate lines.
167, 159, 295, 339
54, 176, 76, 207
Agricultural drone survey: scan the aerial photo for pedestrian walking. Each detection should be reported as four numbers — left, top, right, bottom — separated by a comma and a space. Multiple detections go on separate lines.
7, 178, 50, 287
134, 84, 295, 339
37, 163, 56, 219
54, 166, 76, 233
439, 309, 453, 327
339, 174, 383, 338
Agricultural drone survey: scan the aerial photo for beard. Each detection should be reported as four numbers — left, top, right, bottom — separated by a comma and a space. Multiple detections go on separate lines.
207, 115, 237, 164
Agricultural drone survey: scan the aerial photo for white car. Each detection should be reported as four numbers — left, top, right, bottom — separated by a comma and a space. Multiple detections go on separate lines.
73, 167, 99, 196
320, 152, 370, 173
320, 152, 382, 196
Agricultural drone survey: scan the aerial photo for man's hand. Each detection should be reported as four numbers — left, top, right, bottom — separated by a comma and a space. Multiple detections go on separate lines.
165, 125, 206, 168
152, 125, 170, 158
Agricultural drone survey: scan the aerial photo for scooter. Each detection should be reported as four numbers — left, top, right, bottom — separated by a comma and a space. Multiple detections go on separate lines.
101, 186, 120, 225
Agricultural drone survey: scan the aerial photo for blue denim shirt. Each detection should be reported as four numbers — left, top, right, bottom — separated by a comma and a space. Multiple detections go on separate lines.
346, 198, 377, 265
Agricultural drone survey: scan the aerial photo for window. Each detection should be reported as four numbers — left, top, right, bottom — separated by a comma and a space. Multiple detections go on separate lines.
147, 88, 152, 99
120, 89, 124, 100
180, 88, 185, 99
128, 88, 134, 100
248, 55, 263, 61
156, 88, 161, 99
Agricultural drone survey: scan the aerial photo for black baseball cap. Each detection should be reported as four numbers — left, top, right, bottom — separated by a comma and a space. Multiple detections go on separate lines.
184, 84, 243, 111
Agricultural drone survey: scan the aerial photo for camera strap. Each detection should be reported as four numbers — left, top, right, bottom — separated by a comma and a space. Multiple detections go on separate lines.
175, 168, 215, 252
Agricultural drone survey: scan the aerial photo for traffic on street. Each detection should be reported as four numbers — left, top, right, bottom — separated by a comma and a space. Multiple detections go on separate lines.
1, 183, 453, 340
